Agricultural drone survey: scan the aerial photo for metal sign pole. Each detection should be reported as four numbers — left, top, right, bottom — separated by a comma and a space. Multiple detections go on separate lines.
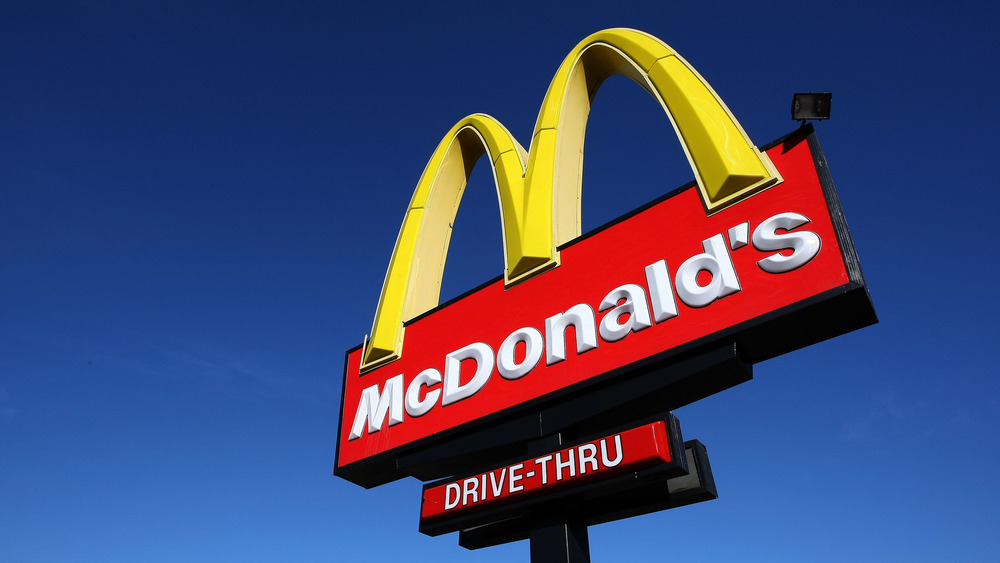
529, 512, 590, 563
522, 433, 592, 563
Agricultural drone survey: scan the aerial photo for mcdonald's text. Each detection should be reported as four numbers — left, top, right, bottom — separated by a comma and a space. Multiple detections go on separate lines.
348, 211, 820, 442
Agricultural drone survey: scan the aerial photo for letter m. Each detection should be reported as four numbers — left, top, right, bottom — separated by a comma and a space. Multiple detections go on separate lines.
349, 374, 404, 440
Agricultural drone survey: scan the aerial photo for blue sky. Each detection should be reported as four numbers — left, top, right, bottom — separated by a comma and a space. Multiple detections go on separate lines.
2, 1, 998, 561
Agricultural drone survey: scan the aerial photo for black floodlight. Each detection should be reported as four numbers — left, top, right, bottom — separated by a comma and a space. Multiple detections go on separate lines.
792, 92, 832, 123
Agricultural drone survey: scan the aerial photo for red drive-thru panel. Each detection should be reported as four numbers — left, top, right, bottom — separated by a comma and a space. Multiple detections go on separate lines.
336, 127, 875, 486
420, 419, 684, 528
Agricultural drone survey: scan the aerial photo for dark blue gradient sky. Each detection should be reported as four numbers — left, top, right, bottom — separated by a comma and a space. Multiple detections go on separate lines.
3, 1, 998, 561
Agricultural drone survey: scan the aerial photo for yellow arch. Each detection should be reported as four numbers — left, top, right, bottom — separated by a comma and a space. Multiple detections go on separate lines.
362, 114, 541, 370
361, 28, 781, 370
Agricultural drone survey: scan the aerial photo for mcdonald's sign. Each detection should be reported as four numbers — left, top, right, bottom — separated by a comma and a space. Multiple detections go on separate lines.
336, 29, 875, 488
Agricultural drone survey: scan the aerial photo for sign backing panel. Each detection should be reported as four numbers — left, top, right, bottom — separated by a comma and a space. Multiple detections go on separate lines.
336, 126, 875, 487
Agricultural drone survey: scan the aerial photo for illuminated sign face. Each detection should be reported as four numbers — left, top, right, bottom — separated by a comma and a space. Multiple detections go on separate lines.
419, 417, 686, 532
335, 29, 875, 487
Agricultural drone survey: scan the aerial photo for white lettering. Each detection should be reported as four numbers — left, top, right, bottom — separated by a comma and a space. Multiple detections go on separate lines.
600, 434, 623, 467
753, 212, 821, 273
442, 342, 494, 406
598, 283, 653, 342
404, 368, 441, 417
555, 449, 576, 481
545, 304, 598, 365
644, 260, 679, 322
535, 454, 553, 485
578, 443, 599, 474
675, 234, 741, 307
489, 468, 507, 498
349, 374, 404, 441
509, 463, 525, 493
497, 327, 544, 380
351, 213, 822, 440
445, 483, 460, 510
727, 221, 750, 250
462, 476, 478, 506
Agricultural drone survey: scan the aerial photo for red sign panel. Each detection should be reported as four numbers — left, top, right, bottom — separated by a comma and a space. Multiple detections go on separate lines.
420, 420, 680, 525
336, 128, 872, 484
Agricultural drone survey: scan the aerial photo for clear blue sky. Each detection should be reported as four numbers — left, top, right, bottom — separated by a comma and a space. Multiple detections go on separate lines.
3, 1, 998, 561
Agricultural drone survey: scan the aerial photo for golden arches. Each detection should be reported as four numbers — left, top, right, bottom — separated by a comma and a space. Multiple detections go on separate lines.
361, 28, 781, 370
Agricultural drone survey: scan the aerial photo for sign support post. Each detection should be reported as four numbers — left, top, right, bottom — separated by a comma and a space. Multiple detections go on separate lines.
529, 512, 591, 563
522, 434, 591, 563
